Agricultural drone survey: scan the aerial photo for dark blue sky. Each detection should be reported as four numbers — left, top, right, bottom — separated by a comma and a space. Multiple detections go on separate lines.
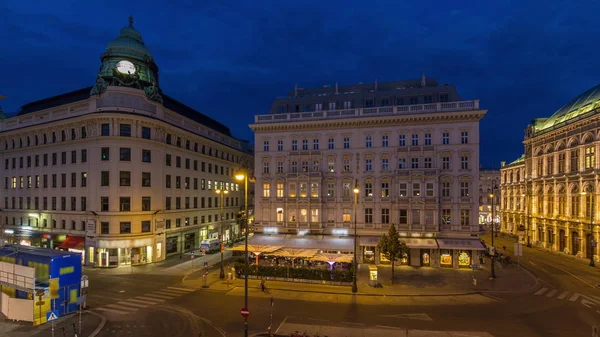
1, 1, 598, 167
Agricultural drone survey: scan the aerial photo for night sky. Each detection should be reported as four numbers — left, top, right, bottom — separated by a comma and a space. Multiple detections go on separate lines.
1, 1, 598, 167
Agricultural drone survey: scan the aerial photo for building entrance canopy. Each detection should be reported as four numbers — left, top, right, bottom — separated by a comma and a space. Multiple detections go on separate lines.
437, 238, 486, 251
403, 238, 438, 249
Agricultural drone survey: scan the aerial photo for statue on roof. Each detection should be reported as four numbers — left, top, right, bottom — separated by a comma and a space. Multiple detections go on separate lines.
145, 80, 163, 104
90, 75, 108, 96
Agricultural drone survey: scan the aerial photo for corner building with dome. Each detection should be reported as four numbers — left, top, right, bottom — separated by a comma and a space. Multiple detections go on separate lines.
500, 84, 600, 263
0, 18, 253, 267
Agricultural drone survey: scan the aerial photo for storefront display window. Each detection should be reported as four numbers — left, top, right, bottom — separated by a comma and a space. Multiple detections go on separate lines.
166, 236, 178, 254
458, 251, 471, 267
363, 246, 375, 264
421, 250, 430, 266
440, 249, 452, 266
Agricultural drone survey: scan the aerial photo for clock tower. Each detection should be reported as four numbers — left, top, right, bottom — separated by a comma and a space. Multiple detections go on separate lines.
90, 16, 163, 104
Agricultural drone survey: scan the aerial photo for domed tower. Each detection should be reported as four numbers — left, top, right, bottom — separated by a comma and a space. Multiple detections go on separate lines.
90, 16, 163, 103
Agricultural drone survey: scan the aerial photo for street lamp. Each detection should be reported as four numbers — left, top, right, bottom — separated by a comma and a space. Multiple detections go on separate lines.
235, 171, 251, 337
582, 187, 596, 267
489, 179, 498, 280
352, 183, 359, 293
215, 189, 229, 279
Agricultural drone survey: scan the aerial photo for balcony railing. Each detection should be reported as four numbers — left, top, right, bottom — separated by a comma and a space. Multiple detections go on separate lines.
255, 100, 480, 124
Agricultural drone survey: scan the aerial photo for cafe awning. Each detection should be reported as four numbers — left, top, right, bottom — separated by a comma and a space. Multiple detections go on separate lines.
247, 234, 354, 251
264, 248, 319, 258
359, 236, 380, 246
228, 244, 283, 254
436, 238, 486, 251
402, 238, 438, 249
58, 236, 84, 250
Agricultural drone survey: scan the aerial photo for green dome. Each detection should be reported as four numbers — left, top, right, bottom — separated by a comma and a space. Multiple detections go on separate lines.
536, 83, 600, 132
104, 16, 154, 63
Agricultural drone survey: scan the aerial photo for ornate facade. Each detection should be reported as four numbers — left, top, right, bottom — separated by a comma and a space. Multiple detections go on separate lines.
478, 168, 501, 226
250, 78, 488, 268
500, 84, 600, 262
0, 18, 252, 267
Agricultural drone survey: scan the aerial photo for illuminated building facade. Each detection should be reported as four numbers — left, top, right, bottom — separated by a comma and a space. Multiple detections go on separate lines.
251, 77, 488, 268
501, 84, 600, 262
478, 168, 501, 227
0, 18, 252, 267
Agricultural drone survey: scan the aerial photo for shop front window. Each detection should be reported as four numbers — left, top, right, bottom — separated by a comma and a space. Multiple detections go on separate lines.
421, 249, 430, 265
363, 246, 375, 264
440, 249, 452, 266
458, 251, 471, 267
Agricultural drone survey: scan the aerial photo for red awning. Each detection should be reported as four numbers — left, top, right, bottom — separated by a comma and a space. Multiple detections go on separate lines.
58, 236, 84, 249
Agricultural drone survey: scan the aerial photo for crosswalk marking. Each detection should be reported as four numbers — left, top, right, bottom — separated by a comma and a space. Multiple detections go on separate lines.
104, 304, 136, 311
167, 286, 194, 292
545, 289, 558, 297
146, 293, 176, 299
137, 296, 166, 302
117, 301, 148, 308
534, 287, 548, 295
97, 307, 131, 315
159, 289, 188, 296
127, 298, 159, 305
557, 291, 569, 300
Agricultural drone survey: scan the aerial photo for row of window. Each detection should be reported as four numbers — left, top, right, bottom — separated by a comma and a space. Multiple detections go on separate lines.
267, 208, 471, 226
261, 181, 472, 198
262, 131, 469, 152
278, 94, 451, 113
4, 195, 240, 212
2, 123, 242, 165
262, 155, 471, 174
5, 172, 239, 191
4, 214, 236, 234
503, 193, 595, 218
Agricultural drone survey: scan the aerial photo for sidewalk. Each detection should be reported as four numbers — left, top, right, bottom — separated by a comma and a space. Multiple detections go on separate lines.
182, 255, 537, 297
1, 311, 105, 337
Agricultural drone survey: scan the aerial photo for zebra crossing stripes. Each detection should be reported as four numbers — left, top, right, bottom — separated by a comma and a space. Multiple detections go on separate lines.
557, 291, 569, 300
545, 289, 558, 297
534, 287, 548, 295
95, 286, 195, 315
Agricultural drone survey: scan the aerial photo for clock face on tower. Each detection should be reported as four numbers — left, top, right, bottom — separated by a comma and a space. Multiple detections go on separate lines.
116, 60, 136, 74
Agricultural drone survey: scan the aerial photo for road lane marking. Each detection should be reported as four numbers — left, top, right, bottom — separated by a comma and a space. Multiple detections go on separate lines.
104, 304, 137, 311
275, 316, 290, 333
534, 287, 548, 295
117, 301, 148, 308
376, 325, 405, 330
341, 322, 364, 325
127, 298, 159, 305
167, 286, 194, 292
157, 289, 187, 296
526, 255, 597, 288
307, 318, 329, 322
545, 289, 558, 297
96, 307, 131, 315
557, 291, 569, 300
137, 296, 165, 302
146, 293, 176, 299
529, 261, 536, 266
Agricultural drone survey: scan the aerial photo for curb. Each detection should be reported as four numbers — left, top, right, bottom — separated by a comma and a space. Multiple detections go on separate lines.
224, 284, 480, 297
88, 311, 107, 337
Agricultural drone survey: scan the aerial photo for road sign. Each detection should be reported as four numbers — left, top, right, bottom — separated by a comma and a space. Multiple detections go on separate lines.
240, 307, 249, 317
76, 295, 87, 305
46, 311, 59, 322
35, 301, 45, 306
81, 275, 89, 289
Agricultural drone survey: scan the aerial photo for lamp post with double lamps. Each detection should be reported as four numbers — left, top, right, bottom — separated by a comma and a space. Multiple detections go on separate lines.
582, 186, 596, 267
235, 170, 253, 337
352, 183, 360, 293
215, 189, 229, 279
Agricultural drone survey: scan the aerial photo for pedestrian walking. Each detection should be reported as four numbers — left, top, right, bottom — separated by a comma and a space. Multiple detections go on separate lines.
472, 276, 477, 288
260, 277, 266, 292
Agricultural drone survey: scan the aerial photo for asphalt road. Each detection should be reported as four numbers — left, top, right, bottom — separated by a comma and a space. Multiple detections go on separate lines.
81, 244, 600, 337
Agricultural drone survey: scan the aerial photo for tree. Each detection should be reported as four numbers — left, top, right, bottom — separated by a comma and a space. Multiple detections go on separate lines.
378, 224, 409, 284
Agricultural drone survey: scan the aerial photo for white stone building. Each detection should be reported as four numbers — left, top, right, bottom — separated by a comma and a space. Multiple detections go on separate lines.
250, 78, 487, 268
0, 18, 252, 267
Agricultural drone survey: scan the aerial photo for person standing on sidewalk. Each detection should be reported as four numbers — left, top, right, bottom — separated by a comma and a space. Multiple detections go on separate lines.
472, 276, 477, 288
260, 277, 266, 292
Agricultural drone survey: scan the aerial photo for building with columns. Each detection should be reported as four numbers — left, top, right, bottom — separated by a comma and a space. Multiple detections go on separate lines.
500, 84, 600, 262
0, 18, 252, 267
250, 78, 488, 268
